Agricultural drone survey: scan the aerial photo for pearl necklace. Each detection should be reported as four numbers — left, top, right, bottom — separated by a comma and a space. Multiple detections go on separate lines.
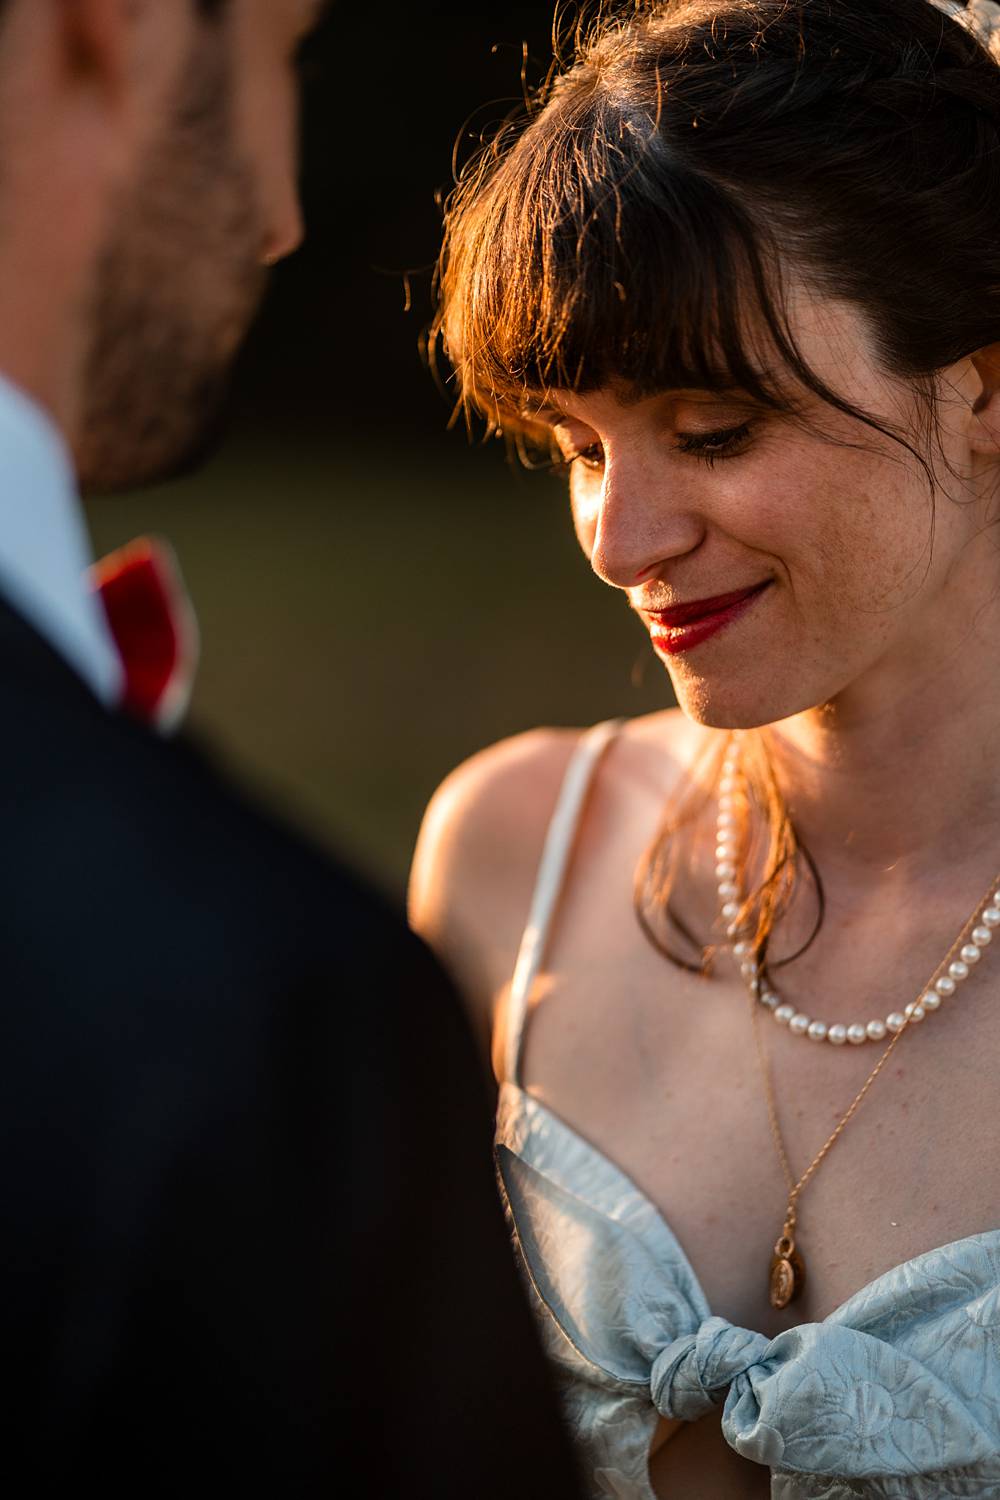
715, 735, 1000, 1046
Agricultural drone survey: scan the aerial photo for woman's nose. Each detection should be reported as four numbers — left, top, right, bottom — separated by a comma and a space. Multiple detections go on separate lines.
585, 458, 706, 589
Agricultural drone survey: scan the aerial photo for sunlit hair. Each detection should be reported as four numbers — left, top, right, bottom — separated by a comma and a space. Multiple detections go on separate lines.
433, 0, 1000, 969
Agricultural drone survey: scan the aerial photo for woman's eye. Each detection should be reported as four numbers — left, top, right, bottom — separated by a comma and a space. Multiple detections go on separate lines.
549, 440, 604, 476
548, 421, 754, 477
570, 443, 605, 471
675, 421, 754, 466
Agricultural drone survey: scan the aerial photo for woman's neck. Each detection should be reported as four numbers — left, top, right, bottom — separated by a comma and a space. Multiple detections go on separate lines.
766, 641, 1000, 887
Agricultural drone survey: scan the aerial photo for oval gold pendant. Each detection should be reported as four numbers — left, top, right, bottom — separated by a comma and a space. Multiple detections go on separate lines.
769, 1236, 806, 1310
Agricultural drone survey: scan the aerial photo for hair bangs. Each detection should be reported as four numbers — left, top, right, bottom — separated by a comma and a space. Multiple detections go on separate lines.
437, 87, 796, 435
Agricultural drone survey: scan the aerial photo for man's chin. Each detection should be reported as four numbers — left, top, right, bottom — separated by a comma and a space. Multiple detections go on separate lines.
78, 381, 234, 498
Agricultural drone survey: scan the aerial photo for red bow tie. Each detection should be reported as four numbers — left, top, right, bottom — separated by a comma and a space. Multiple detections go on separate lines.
91, 537, 199, 732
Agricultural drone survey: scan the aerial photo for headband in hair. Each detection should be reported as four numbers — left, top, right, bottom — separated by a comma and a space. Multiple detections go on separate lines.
932, 0, 1000, 60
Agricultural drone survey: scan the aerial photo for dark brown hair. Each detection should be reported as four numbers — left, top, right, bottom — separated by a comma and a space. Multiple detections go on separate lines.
433, 0, 1000, 967
437, 0, 1000, 420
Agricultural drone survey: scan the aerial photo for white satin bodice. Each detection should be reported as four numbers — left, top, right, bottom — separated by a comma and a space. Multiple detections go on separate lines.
496, 721, 1000, 1499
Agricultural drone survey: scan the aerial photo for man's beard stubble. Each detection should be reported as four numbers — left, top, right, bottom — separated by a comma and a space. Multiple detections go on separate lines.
77, 30, 269, 495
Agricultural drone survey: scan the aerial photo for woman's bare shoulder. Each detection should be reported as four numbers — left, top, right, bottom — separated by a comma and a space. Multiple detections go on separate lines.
409, 710, 704, 1040
409, 726, 584, 1026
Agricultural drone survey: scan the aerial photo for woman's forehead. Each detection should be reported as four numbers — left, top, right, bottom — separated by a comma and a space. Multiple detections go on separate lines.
509, 297, 905, 443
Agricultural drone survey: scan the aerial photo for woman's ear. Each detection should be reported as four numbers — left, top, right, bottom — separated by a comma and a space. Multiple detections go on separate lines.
968, 344, 1000, 455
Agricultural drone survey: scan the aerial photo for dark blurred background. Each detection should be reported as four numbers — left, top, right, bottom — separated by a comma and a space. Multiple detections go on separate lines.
88, 1, 672, 897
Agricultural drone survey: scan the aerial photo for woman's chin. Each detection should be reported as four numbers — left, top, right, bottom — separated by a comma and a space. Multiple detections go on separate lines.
667, 671, 810, 732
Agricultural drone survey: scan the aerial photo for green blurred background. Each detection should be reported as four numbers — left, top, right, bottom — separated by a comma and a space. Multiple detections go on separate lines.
88, 2, 674, 899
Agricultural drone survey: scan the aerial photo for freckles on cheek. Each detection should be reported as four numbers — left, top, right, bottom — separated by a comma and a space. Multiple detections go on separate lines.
720, 467, 800, 575
775, 458, 931, 619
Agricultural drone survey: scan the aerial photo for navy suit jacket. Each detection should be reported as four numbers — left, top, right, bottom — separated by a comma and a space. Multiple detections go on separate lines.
0, 599, 580, 1495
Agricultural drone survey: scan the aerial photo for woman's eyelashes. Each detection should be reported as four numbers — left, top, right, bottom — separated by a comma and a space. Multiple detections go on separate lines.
553, 421, 756, 474
675, 420, 755, 467
558, 441, 603, 473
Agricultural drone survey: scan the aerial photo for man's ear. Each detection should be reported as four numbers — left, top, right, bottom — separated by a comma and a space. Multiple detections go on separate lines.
968, 344, 1000, 456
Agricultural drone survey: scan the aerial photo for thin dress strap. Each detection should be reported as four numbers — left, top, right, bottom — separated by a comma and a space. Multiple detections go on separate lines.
503, 719, 624, 1088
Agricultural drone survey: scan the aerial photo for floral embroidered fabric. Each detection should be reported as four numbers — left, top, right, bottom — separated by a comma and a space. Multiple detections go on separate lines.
496, 1084, 1000, 1499
498, 723, 1000, 1497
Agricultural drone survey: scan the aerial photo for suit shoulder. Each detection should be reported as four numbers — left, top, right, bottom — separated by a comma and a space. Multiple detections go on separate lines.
1, 690, 405, 981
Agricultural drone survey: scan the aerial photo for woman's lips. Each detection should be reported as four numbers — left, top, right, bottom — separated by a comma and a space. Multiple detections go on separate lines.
646, 581, 771, 656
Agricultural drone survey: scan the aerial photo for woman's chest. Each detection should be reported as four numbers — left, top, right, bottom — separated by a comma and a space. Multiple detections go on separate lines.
515, 946, 1000, 1335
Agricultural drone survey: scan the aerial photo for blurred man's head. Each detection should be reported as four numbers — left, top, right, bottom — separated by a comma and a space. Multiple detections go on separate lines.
0, 0, 318, 492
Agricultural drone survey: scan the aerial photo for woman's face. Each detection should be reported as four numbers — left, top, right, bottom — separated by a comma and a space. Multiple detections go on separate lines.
543, 293, 994, 729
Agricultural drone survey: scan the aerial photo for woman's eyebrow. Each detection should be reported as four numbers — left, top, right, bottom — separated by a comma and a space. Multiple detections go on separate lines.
525, 389, 758, 424
510, 402, 570, 429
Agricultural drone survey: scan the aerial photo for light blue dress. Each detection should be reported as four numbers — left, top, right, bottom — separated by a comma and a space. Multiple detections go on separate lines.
495, 722, 1000, 1499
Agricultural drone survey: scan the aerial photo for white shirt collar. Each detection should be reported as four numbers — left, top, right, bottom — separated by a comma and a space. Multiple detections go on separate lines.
0, 373, 123, 706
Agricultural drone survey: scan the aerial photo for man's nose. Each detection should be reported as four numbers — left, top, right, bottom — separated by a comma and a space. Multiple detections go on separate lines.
587, 458, 706, 589
261, 198, 305, 267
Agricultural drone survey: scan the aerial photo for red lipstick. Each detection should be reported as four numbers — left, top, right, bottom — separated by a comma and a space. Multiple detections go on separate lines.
646, 581, 771, 656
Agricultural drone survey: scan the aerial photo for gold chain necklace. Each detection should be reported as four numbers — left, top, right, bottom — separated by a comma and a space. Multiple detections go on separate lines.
751, 938, 951, 1310
717, 735, 1000, 1310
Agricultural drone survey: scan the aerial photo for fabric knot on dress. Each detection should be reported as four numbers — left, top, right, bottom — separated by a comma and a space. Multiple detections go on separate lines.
497, 1078, 1000, 1491
649, 1315, 771, 1422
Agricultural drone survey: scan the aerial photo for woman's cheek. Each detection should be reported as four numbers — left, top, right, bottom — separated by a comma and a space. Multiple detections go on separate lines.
570, 473, 602, 559
720, 463, 825, 577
